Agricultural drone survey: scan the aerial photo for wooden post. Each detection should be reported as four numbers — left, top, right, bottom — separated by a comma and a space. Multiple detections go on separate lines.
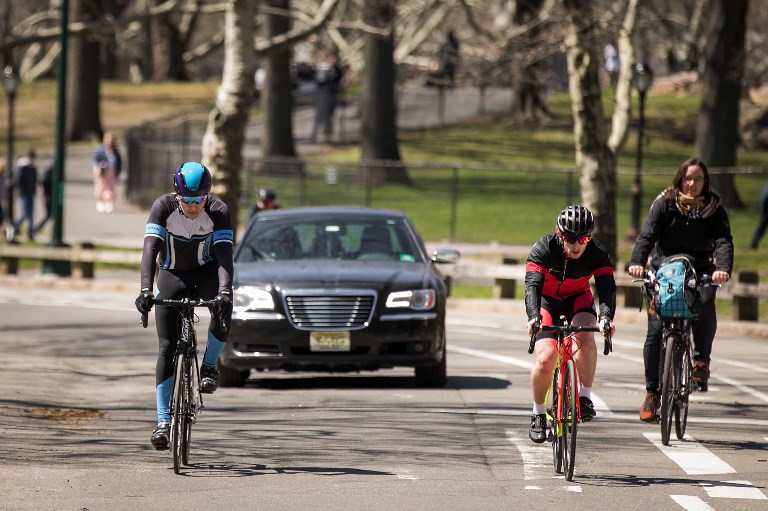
493, 257, 518, 299
733, 270, 759, 321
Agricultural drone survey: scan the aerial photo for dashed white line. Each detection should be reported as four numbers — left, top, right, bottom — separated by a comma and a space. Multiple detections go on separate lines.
670, 495, 715, 511
699, 480, 767, 500
643, 431, 736, 475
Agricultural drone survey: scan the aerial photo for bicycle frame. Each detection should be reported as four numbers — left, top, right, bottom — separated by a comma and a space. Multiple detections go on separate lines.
528, 320, 611, 482
141, 296, 219, 474
659, 317, 695, 445
637, 270, 713, 445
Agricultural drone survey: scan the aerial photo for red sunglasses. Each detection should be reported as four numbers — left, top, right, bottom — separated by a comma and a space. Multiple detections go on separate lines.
562, 234, 591, 245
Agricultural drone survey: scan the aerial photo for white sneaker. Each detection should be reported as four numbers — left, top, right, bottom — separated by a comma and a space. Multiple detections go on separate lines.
96, 201, 105, 212
104, 202, 113, 213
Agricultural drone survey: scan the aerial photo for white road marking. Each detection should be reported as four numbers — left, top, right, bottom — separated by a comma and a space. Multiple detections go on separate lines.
643, 432, 736, 475
670, 495, 715, 511
506, 429, 552, 481
449, 345, 532, 370
699, 480, 767, 500
711, 374, 768, 403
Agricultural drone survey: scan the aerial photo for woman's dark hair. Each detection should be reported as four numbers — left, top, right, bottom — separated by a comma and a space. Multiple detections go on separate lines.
663, 157, 711, 201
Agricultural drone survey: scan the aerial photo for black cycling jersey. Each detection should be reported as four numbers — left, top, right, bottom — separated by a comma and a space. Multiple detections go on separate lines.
140, 193, 234, 293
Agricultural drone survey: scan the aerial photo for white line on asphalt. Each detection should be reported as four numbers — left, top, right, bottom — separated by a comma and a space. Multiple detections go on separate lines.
670, 495, 715, 511
699, 480, 767, 500
449, 345, 613, 416
718, 357, 768, 374
711, 374, 768, 403
448, 345, 532, 370
506, 429, 583, 492
643, 432, 736, 475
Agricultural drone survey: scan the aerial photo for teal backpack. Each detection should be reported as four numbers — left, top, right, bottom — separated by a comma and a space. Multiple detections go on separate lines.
653, 256, 701, 319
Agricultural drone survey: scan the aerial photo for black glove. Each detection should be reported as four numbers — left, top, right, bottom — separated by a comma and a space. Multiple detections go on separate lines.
212, 292, 233, 318
135, 291, 154, 314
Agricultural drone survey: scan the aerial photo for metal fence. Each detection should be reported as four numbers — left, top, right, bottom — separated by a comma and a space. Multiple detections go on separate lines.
123, 106, 768, 244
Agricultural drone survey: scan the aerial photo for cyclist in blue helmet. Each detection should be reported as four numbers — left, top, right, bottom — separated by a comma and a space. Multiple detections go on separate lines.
135, 161, 234, 450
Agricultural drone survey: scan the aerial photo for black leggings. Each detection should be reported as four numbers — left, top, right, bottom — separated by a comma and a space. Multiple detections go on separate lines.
643, 285, 718, 392
154, 264, 230, 385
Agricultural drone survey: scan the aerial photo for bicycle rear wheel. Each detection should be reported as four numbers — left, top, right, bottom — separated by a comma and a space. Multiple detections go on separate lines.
549, 367, 562, 473
660, 334, 678, 446
171, 355, 187, 474
675, 343, 692, 440
561, 360, 578, 481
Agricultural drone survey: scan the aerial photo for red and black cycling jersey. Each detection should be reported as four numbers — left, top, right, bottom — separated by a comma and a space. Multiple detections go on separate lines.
524, 233, 616, 321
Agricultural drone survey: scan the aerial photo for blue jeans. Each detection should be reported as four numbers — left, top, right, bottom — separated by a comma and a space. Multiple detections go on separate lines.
12, 195, 35, 239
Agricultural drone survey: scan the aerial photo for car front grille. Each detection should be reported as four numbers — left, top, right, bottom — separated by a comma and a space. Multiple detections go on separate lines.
283, 290, 377, 331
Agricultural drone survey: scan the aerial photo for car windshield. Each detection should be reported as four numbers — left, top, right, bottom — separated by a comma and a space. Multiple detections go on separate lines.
238, 217, 425, 263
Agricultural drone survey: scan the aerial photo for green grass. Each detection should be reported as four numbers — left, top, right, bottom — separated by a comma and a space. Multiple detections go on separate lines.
8, 80, 768, 276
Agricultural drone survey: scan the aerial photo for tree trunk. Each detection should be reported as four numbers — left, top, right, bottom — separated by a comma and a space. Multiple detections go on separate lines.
360, 0, 409, 186
260, 0, 301, 174
694, 0, 747, 208
150, 0, 190, 81
201, 0, 256, 233
561, 0, 618, 261
65, 0, 102, 142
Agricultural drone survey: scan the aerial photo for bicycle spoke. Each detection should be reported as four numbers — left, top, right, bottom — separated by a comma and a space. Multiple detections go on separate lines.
661, 335, 676, 446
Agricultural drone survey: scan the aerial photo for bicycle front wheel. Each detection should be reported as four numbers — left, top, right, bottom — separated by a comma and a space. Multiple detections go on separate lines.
675, 342, 692, 440
549, 367, 562, 473
172, 355, 188, 474
181, 358, 193, 465
660, 334, 678, 446
561, 359, 578, 482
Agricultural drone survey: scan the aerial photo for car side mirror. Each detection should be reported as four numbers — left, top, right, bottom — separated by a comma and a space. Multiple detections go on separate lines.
431, 248, 461, 264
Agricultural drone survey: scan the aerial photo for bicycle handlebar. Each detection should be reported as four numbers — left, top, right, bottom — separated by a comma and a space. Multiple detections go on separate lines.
527, 323, 612, 356
139, 297, 229, 332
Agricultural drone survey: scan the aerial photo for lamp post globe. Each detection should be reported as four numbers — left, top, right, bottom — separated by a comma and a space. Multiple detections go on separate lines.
627, 62, 654, 241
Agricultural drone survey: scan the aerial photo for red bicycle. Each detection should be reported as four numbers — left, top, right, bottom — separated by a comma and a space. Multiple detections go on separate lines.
528, 319, 612, 481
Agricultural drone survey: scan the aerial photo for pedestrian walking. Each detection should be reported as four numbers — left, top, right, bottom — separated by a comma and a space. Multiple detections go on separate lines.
92, 131, 122, 213
310, 52, 343, 144
34, 164, 53, 235
8, 149, 38, 242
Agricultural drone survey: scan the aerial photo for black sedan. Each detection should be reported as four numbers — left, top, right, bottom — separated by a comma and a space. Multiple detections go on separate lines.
218, 206, 460, 387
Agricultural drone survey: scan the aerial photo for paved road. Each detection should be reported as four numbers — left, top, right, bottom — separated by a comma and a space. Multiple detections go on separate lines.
1, 287, 766, 510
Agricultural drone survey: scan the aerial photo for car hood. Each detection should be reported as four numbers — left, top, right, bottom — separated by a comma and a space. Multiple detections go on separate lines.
234, 260, 434, 290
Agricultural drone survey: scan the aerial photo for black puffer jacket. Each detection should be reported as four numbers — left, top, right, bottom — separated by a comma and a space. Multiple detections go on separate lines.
630, 195, 734, 275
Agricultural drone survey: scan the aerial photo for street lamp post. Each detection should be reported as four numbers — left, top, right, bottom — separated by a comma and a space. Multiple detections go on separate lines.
3, 64, 19, 230
627, 62, 654, 241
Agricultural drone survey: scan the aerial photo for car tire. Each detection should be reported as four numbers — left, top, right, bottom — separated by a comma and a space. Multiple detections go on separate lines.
217, 363, 248, 387
415, 344, 447, 388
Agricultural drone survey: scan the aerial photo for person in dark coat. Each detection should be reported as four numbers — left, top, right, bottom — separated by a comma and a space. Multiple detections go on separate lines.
628, 158, 733, 421
8, 149, 38, 241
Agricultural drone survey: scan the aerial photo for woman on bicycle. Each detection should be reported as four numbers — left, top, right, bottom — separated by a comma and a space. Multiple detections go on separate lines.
134, 162, 234, 450
628, 158, 733, 422
525, 205, 616, 443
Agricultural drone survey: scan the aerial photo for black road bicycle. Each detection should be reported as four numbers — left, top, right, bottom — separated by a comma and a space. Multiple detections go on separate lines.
141, 297, 226, 474
640, 272, 713, 445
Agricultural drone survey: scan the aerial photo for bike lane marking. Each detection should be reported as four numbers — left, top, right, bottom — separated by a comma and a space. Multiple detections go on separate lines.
644, 432, 767, 503
448, 345, 613, 416
505, 429, 581, 492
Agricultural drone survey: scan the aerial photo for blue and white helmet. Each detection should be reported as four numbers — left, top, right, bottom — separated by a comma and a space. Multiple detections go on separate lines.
173, 162, 211, 197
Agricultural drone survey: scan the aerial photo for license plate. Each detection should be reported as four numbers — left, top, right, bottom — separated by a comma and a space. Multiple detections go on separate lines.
310, 331, 351, 352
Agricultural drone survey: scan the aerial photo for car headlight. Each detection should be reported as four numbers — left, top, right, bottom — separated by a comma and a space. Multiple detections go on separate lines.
233, 286, 275, 312
385, 289, 436, 310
